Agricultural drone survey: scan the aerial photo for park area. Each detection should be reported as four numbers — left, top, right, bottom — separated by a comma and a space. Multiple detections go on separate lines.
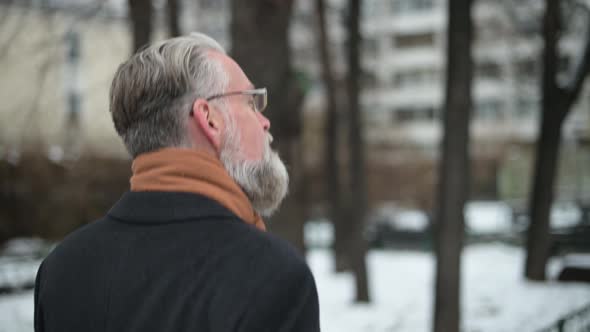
2, 0, 590, 331
0, 238, 589, 332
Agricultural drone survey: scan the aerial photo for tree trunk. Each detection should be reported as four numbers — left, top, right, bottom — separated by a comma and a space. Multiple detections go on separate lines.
316, 0, 347, 272
230, 0, 306, 253
347, 0, 369, 303
433, 0, 473, 331
525, 110, 564, 280
167, 0, 181, 37
524, 0, 562, 281
128, 0, 153, 53
523, 0, 590, 280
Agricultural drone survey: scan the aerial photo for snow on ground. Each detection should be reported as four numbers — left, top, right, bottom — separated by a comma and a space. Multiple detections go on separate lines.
310, 243, 590, 332
1, 243, 589, 332
0, 258, 43, 291
0, 292, 33, 332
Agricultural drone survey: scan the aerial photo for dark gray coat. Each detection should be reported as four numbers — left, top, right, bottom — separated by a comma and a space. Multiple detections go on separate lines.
34, 191, 320, 332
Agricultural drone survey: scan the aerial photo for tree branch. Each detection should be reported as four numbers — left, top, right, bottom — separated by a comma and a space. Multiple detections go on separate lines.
563, 2, 590, 110
0, 3, 30, 60
1, 1, 105, 61
19, 35, 61, 148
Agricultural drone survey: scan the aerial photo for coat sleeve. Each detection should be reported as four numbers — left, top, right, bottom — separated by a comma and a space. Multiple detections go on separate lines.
237, 259, 321, 332
34, 262, 45, 332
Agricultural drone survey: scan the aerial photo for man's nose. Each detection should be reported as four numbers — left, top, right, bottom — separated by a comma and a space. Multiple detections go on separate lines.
257, 112, 270, 131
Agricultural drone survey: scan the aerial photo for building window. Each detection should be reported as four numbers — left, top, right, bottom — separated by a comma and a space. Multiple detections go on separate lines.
393, 32, 435, 48
516, 98, 537, 118
363, 38, 379, 57
391, 0, 434, 14
476, 99, 503, 120
516, 59, 537, 78
476, 61, 502, 80
393, 106, 436, 122
475, 20, 504, 44
394, 67, 439, 88
362, 71, 379, 89
362, 105, 390, 126
364, 0, 384, 18
200, 0, 225, 10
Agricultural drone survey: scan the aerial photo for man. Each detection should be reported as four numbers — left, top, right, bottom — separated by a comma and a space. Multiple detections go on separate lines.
34, 33, 320, 332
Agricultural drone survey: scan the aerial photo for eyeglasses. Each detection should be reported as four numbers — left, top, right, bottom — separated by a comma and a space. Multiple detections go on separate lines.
205, 88, 268, 113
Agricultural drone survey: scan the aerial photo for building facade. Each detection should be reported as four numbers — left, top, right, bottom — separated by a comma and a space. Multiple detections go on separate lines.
290, 0, 590, 147
2, 0, 589, 156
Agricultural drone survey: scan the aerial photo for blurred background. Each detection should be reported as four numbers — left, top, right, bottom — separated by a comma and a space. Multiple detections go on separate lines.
1, 0, 590, 331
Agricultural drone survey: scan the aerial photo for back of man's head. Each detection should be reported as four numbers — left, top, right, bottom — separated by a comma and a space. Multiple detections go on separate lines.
109, 33, 227, 157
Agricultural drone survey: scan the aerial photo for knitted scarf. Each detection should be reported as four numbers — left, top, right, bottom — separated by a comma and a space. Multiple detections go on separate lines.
129, 148, 266, 231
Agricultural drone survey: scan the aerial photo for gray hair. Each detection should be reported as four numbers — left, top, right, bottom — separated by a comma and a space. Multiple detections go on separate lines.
109, 32, 228, 157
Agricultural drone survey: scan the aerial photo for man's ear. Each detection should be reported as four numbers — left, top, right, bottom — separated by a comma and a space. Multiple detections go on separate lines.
191, 99, 223, 151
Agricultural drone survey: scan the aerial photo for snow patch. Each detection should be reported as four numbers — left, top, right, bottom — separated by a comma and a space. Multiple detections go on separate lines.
1, 243, 589, 332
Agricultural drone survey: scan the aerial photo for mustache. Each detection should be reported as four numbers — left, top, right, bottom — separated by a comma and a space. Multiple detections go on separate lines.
266, 133, 277, 153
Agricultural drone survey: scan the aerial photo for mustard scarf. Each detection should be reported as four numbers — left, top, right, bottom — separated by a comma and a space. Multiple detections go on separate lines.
130, 148, 266, 231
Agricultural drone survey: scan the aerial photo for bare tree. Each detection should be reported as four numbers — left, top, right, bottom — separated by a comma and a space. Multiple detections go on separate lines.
167, 0, 181, 37
433, 0, 473, 330
525, 0, 590, 280
0, 1, 30, 60
316, 0, 348, 271
231, 0, 307, 253
347, 0, 369, 303
128, 0, 153, 53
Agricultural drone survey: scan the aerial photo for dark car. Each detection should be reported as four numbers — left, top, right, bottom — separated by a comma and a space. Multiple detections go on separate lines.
366, 204, 432, 250
550, 222, 590, 256
513, 202, 590, 256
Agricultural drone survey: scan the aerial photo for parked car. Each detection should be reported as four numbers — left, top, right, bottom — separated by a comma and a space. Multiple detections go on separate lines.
550, 222, 590, 256
0, 238, 52, 294
366, 204, 432, 249
464, 201, 513, 238
512, 201, 584, 231
556, 253, 590, 283
512, 201, 589, 255
304, 218, 334, 249
367, 201, 516, 248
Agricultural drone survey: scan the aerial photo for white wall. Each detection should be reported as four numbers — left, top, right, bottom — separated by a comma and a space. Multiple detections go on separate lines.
0, 5, 130, 158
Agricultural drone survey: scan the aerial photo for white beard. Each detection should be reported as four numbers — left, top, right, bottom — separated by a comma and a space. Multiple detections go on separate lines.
219, 122, 289, 217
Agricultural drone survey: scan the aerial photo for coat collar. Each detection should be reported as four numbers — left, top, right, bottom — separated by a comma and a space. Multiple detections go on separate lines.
108, 191, 236, 224
128, 148, 266, 231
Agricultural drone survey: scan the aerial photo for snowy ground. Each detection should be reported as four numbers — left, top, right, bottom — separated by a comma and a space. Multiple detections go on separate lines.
311, 244, 590, 332
1, 243, 589, 332
0, 292, 33, 332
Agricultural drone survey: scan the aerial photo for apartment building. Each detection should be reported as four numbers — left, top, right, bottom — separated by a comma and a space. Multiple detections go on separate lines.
290, 0, 590, 147
2, 0, 588, 156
